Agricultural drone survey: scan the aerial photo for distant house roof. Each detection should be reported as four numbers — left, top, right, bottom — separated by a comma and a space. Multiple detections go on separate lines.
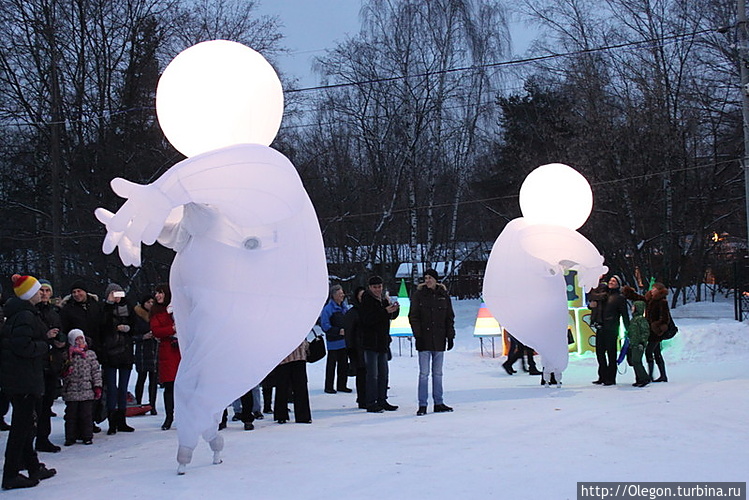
395, 262, 461, 279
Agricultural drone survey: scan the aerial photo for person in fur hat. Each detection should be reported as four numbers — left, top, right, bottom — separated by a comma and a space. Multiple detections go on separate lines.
622, 282, 672, 383
61, 329, 102, 446
408, 269, 455, 416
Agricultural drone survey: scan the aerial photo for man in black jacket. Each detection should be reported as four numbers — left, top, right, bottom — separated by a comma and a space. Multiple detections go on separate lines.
1, 274, 57, 490
588, 275, 630, 386
34, 280, 65, 453
60, 280, 103, 355
408, 269, 455, 416
359, 276, 399, 413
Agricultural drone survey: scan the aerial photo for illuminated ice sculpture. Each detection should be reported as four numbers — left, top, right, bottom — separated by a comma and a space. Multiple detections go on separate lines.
482, 163, 608, 382
95, 40, 328, 473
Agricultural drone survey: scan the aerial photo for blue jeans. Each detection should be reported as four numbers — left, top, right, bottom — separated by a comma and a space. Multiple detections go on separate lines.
364, 350, 389, 407
418, 351, 444, 406
103, 367, 131, 412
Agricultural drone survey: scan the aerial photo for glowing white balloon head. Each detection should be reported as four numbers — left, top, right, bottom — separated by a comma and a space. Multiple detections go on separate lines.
519, 163, 593, 230
156, 40, 284, 157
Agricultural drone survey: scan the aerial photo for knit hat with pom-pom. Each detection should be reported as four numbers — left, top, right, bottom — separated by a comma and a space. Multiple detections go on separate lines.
12, 274, 41, 300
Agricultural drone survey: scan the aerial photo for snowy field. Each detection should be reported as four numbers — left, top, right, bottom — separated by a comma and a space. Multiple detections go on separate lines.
2, 297, 747, 499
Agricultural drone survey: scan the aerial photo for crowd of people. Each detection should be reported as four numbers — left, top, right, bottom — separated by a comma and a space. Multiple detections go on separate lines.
0, 267, 671, 490
499, 273, 674, 389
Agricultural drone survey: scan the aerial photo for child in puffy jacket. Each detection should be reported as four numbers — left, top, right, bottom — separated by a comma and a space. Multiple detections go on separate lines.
61, 329, 102, 445
626, 301, 650, 387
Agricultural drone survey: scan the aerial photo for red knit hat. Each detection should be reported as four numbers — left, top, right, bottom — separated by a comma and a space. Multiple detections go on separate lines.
12, 273, 41, 300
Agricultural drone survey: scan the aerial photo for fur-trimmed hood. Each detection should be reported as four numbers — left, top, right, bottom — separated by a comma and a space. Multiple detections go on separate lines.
134, 304, 150, 322
416, 282, 448, 293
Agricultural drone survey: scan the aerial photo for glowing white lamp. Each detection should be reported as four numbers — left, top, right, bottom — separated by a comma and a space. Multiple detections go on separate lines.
156, 39, 283, 157
519, 163, 593, 230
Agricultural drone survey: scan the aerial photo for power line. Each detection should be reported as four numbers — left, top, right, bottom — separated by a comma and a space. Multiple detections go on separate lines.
0, 27, 723, 130
317, 156, 740, 223
286, 27, 718, 93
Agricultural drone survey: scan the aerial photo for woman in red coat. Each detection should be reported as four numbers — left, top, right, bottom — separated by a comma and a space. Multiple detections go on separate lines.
150, 283, 181, 430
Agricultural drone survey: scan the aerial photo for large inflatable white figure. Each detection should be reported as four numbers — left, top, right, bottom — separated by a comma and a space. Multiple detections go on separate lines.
95, 40, 328, 473
482, 163, 608, 381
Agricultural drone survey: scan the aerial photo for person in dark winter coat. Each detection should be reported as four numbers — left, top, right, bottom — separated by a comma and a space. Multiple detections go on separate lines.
359, 276, 399, 413
626, 301, 650, 387
99, 283, 136, 435
34, 279, 65, 453
61, 329, 103, 445
150, 283, 180, 430
343, 286, 367, 409
623, 283, 671, 383
587, 275, 630, 386
408, 269, 455, 416
133, 294, 158, 414
320, 284, 351, 394
60, 280, 103, 356
1, 274, 57, 490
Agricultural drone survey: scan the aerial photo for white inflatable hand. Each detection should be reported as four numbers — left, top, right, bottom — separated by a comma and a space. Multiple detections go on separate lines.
577, 264, 609, 292
94, 178, 173, 267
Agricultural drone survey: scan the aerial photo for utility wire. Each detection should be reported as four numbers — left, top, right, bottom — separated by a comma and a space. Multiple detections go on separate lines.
0, 26, 723, 129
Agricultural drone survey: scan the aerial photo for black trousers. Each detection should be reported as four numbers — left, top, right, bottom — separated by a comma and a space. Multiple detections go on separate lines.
36, 372, 58, 444
239, 389, 254, 423
324, 348, 349, 391
135, 369, 158, 407
273, 361, 311, 423
506, 337, 537, 371
162, 381, 175, 416
64, 400, 94, 441
596, 326, 618, 383
3, 394, 41, 480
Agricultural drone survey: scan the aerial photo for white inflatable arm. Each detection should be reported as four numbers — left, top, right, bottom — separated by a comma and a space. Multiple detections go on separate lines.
95, 144, 304, 266
518, 224, 608, 291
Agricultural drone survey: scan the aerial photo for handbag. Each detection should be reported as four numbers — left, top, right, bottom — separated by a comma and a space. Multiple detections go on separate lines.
307, 332, 326, 363
661, 317, 678, 340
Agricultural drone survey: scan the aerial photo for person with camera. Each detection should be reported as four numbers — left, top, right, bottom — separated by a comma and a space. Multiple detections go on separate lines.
359, 276, 400, 413
34, 279, 65, 453
100, 283, 136, 434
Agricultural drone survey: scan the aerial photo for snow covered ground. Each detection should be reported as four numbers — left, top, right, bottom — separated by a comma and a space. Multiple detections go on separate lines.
2, 297, 747, 499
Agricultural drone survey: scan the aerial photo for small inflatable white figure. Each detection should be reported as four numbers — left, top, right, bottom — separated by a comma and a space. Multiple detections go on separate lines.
95, 40, 328, 473
482, 163, 608, 376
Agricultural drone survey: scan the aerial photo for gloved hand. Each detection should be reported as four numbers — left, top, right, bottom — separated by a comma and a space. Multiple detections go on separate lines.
447, 337, 454, 351
94, 387, 102, 400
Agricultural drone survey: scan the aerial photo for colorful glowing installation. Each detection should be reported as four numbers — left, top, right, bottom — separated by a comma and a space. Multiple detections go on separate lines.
389, 279, 413, 337
95, 40, 328, 473
473, 299, 508, 357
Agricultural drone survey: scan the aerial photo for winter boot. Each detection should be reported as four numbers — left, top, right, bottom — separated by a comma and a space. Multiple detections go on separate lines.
527, 356, 542, 376
653, 360, 668, 382
2, 473, 39, 490
161, 413, 173, 430
107, 411, 118, 435
117, 410, 135, 432
218, 409, 228, 430
647, 361, 654, 381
